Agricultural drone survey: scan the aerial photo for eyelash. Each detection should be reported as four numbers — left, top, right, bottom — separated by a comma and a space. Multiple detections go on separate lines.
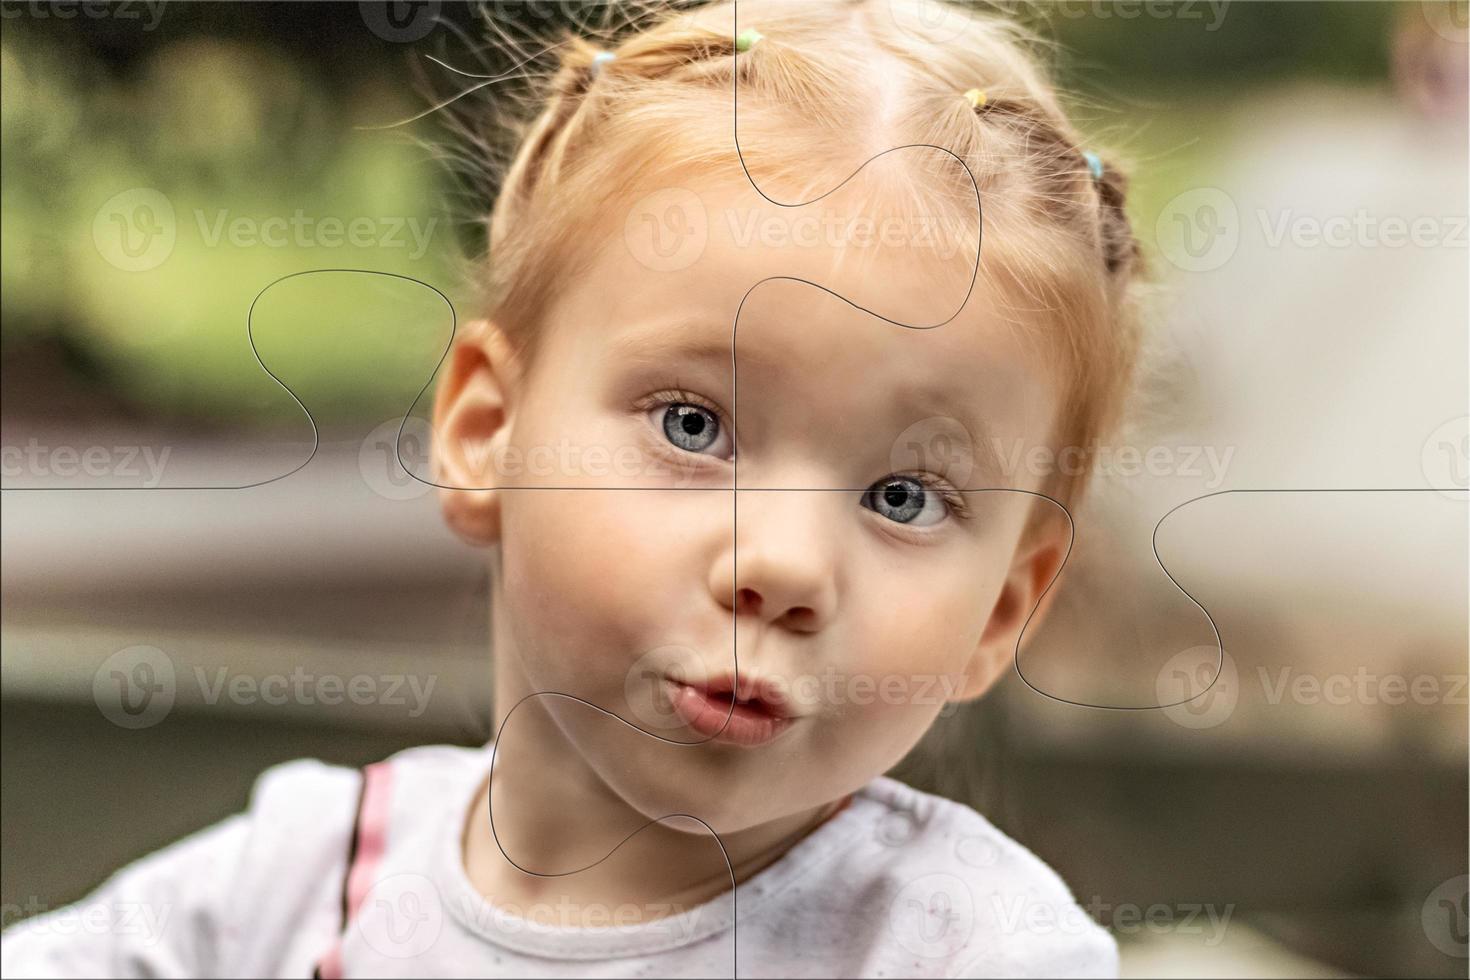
634, 386, 970, 523
641, 385, 728, 424
892, 472, 973, 524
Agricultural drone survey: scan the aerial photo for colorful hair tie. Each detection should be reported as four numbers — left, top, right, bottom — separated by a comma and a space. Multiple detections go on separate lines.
736, 28, 764, 52
963, 88, 987, 109
1082, 149, 1103, 180
590, 50, 616, 77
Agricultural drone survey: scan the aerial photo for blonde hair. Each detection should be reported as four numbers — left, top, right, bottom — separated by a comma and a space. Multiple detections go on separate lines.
475, 0, 1144, 506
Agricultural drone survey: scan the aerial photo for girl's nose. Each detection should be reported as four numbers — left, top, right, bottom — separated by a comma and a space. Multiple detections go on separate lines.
708, 492, 839, 633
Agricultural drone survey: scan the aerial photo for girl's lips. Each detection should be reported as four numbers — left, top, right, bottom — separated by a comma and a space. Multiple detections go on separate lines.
667, 679, 795, 747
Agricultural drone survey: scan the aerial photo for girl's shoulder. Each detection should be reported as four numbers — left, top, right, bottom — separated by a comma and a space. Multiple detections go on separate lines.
825, 776, 1119, 978
177, 744, 492, 975
856, 775, 1083, 897
0, 746, 482, 979
237, 741, 491, 880
236, 743, 486, 858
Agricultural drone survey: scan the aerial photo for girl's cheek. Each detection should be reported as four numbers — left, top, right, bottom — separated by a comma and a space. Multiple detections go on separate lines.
501, 489, 728, 659
843, 567, 998, 713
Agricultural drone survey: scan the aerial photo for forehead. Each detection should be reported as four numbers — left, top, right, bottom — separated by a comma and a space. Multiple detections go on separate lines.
545, 180, 1059, 485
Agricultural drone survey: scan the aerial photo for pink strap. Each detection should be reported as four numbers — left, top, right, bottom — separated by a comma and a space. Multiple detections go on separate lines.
314, 761, 395, 980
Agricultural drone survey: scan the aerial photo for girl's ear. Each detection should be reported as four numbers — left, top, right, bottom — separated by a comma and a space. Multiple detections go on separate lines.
955, 506, 1071, 701
432, 320, 519, 546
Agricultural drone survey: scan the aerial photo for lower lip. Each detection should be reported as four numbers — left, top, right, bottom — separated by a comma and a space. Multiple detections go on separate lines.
667, 681, 793, 747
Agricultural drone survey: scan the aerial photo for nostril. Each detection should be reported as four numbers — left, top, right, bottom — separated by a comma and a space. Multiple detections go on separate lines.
780, 606, 817, 631
736, 588, 762, 615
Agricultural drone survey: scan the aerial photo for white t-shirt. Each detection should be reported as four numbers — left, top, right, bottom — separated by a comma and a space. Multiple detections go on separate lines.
1, 743, 1116, 978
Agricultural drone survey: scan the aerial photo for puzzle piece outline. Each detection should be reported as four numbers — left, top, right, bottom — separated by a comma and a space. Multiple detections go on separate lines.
3, 3, 1467, 976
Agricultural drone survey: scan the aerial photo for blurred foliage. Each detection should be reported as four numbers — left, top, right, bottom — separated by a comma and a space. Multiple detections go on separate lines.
1, 13, 462, 424
0, 1, 1403, 423
1046, 1, 1395, 91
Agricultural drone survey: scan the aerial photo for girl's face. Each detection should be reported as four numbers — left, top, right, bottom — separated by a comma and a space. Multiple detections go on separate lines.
436, 180, 1067, 835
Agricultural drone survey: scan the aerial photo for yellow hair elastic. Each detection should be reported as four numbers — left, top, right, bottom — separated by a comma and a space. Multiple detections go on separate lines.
963, 88, 987, 109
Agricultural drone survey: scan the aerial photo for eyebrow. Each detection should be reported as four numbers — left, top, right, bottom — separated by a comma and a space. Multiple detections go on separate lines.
606, 320, 1010, 488
603, 319, 748, 372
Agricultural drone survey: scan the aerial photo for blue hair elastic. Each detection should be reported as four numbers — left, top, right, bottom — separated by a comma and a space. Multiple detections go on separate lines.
591, 50, 616, 77
1082, 149, 1103, 181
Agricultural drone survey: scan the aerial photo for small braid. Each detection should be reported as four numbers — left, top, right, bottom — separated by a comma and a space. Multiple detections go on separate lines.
1089, 153, 1142, 279
967, 94, 1141, 281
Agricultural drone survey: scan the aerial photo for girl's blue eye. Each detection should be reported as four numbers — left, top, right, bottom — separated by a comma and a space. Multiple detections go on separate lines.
862, 476, 948, 526
657, 403, 730, 457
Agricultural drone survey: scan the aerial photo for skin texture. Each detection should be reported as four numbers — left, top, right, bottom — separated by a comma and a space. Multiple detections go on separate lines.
433, 177, 1070, 924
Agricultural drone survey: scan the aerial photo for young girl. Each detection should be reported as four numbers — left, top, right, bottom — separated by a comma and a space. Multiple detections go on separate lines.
3, 0, 1142, 975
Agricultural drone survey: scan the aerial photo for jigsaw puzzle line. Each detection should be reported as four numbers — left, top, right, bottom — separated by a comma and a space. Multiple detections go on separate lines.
6, 6, 1459, 975
486, 690, 740, 976
0, 268, 455, 493
1133, 486, 1467, 713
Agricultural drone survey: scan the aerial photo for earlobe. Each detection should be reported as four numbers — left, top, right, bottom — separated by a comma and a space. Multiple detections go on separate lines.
432, 320, 518, 546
